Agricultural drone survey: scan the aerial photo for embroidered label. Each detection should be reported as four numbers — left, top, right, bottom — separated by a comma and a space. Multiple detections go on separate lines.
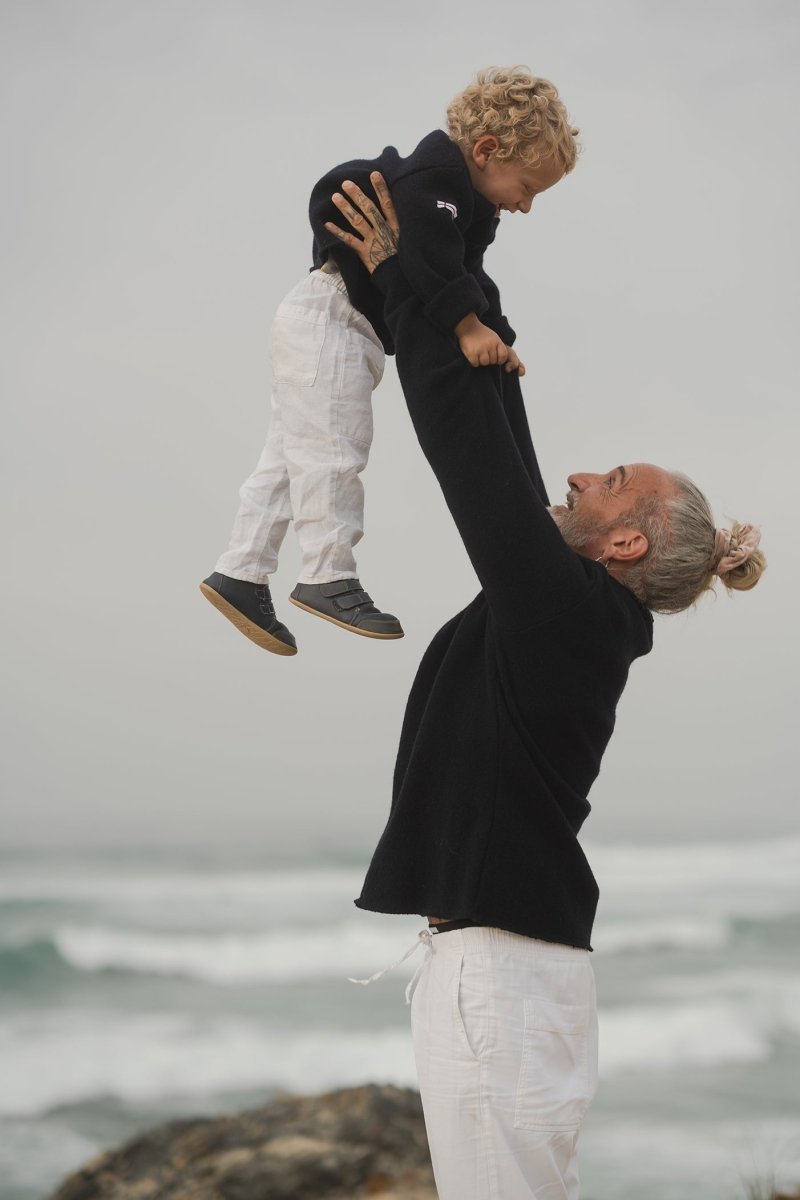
436, 200, 458, 219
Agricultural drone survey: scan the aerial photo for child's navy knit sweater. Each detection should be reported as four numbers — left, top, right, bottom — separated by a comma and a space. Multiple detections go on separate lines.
309, 130, 513, 355
354, 259, 654, 950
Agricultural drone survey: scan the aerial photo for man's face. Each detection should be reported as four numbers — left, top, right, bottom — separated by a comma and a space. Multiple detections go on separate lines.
549, 463, 676, 560
468, 138, 565, 214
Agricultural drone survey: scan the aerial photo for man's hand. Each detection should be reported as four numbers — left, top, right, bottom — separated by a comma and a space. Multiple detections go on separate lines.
325, 172, 399, 274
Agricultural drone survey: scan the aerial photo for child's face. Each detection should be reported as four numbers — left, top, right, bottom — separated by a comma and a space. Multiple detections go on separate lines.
467, 136, 565, 214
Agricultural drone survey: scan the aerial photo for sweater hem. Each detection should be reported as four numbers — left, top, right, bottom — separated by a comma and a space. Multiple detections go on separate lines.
353, 897, 593, 951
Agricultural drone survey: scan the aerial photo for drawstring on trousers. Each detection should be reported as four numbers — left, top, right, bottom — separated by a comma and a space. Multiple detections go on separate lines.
348, 928, 434, 1005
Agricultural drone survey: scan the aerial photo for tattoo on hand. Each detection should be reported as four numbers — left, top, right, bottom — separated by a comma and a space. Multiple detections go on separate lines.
331, 175, 399, 272
368, 219, 398, 268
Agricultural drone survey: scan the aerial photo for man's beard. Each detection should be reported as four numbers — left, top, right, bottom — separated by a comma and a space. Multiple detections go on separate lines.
548, 503, 614, 554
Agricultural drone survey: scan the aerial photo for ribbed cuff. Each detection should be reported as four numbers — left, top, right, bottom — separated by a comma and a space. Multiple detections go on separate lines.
484, 313, 517, 347
371, 256, 402, 296
423, 273, 489, 335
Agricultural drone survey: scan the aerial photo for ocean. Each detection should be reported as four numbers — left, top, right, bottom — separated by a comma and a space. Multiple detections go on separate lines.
1, 835, 799, 1200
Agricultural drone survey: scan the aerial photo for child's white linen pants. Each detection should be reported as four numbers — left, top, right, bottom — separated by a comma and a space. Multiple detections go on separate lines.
215, 268, 385, 585
410, 926, 599, 1200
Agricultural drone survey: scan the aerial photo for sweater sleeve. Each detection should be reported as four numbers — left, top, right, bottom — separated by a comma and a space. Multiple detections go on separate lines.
391, 165, 489, 335
474, 262, 516, 347
498, 367, 550, 504
472, 262, 546, 492
374, 258, 592, 630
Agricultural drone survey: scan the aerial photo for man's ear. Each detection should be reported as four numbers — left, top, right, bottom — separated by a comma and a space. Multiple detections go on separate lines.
604, 527, 649, 565
471, 135, 500, 169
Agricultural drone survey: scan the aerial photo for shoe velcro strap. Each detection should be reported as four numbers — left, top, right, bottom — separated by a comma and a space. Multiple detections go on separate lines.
319, 579, 361, 598
336, 591, 372, 610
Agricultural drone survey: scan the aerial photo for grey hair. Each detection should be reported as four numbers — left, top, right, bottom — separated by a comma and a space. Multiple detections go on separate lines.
616, 472, 766, 615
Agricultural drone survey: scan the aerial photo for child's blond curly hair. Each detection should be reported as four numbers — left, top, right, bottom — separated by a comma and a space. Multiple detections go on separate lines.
447, 66, 580, 172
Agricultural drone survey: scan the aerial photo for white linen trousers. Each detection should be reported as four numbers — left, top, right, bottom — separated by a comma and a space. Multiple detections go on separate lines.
409, 925, 599, 1200
215, 268, 386, 585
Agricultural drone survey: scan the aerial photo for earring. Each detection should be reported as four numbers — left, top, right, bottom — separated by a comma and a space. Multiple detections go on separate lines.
595, 555, 609, 570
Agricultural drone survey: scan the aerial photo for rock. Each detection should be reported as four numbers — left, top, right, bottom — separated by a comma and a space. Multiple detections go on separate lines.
48, 1085, 436, 1200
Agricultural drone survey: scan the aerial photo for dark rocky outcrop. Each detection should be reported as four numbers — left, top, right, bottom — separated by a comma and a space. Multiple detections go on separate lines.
49, 1085, 435, 1200
47, 1083, 800, 1200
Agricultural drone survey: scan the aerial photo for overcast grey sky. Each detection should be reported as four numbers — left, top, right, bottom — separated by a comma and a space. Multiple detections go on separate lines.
2, 0, 797, 855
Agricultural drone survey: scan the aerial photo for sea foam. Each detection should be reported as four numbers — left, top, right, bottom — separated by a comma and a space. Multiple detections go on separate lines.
1, 836, 798, 913
52, 919, 420, 984
0, 1012, 417, 1117
0, 988, 788, 1119
593, 915, 732, 954
600, 1000, 769, 1075
44, 911, 742, 985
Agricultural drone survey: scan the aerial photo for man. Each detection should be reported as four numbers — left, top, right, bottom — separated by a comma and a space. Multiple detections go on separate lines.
327, 175, 764, 1200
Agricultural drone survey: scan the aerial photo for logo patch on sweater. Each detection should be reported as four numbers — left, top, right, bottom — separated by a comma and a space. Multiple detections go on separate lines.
436, 200, 458, 219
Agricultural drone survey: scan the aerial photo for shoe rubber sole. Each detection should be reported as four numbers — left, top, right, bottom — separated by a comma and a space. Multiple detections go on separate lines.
200, 583, 298, 656
288, 596, 404, 639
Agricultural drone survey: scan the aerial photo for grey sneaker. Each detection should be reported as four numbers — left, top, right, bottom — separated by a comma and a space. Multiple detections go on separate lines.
289, 579, 403, 639
200, 572, 297, 656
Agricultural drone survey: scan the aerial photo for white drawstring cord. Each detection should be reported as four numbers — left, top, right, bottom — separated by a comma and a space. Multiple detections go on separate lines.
348, 928, 434, 1005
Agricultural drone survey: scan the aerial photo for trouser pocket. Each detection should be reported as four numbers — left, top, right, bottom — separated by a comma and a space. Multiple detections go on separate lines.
452, 951, 488, 1062
271, 302, 327, 386
514, 958, 596, 1132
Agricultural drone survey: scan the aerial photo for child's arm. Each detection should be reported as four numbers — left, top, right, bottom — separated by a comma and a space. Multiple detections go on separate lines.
473, 262, 516, 348
385, 165, 513, 368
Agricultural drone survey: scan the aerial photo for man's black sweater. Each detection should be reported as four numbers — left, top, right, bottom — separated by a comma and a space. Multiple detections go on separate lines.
355, 260, 654, 950
309, 130, 514, 355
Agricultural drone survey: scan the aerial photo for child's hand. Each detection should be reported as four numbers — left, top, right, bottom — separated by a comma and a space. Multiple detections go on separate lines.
455, 317, 509, 368
504, 347, 526, 377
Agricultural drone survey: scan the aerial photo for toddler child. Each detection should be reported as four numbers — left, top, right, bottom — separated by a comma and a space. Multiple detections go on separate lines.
201, 66, 578, 655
